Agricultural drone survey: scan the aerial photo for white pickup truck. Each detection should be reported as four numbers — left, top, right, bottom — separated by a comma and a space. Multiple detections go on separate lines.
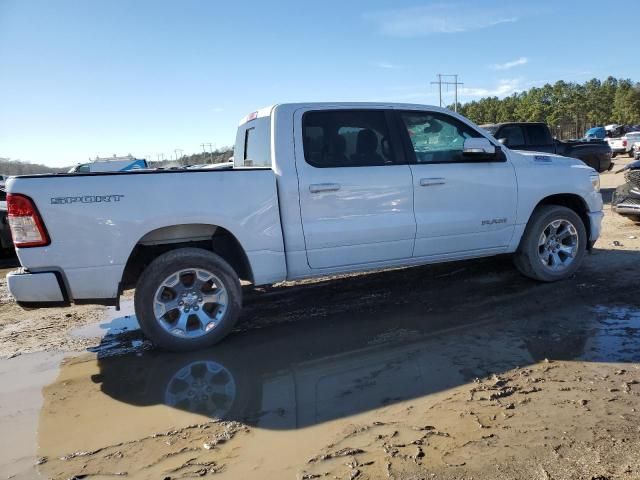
5, 103, 603, 351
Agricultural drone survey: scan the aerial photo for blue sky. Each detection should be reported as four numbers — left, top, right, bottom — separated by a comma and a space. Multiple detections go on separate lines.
1, 0, 638, 167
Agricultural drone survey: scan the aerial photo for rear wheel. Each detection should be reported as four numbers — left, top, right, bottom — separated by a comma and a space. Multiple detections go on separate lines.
514, 205, 587, 282
135, 248, 242, 351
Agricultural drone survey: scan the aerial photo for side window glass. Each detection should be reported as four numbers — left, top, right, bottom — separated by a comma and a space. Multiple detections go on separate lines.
499, 125, 525, 146
302, 110, 395, 168
400, 112, 481, 164
526, 125, 552, 145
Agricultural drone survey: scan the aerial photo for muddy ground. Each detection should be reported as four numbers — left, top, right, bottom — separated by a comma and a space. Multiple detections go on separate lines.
1, 160, 640, 480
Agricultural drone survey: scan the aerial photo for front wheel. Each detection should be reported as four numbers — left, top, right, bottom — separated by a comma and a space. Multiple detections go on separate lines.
514, 205, 587, 282
134, 248, 242, 351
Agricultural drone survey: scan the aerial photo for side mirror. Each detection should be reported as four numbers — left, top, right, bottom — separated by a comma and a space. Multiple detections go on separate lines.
498, 137, 508, 145
463, 138, 496, 155
462, 138, 501, 162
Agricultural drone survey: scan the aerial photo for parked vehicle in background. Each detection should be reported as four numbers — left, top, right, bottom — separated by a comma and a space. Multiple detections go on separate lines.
69, 155, 148, 173
612, 160, 640, 221
6, 103, 603, 351
625, 132, 640, 158
481, 122, 613, 172
606, 136, 630, 157
585, 126, 606, 140
0, 188, 13, 256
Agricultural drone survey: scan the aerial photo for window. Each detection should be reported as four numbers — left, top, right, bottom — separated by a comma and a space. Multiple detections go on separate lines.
243, 128, 256, 167
302, 110, 396, 168
498, 125, 525, 146
76, 164, 91, 173
399, 112, 482, 164
525, 124, 552, 145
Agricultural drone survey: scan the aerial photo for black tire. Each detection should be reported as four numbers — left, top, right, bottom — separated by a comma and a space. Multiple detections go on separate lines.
134, 248, 242, 352
612, 152, 618, 158
514, 205, 587, 282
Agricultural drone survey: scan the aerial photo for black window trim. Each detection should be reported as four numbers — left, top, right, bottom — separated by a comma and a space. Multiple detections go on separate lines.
392, 110, 506, 164
300, 108, 407, 168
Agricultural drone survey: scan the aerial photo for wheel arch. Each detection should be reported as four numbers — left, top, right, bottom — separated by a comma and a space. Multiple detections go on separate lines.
121, 223, 254, 290
533, 193, 591, 239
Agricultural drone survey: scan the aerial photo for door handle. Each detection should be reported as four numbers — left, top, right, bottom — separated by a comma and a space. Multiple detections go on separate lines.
419, 177, 446, 186
309, 183, 341, 193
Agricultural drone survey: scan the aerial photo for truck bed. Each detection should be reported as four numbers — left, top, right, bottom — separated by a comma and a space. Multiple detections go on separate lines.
6, 168, 285, 302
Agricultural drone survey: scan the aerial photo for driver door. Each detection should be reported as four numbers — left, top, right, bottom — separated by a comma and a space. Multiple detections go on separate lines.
394, 110, 518, 257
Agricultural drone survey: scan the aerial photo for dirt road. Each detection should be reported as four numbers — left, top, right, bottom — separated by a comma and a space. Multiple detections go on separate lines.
1, 160, 640, 479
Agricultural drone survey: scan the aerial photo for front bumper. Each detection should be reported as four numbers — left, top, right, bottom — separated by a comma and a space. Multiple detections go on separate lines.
6, 270, 70, 308
614, 200, 640, 216
587, 211, 604, 248
612, 182, 640, 217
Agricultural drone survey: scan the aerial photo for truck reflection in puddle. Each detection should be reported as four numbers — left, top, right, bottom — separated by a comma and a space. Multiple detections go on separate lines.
90, 300, 628, 430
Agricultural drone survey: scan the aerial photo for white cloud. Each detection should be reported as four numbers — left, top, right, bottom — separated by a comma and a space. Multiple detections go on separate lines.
461, 78, 524, 98
491, 57, 528, 70
364, 4, 519, 37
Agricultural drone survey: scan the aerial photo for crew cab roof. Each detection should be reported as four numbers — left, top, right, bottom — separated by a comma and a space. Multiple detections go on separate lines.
238, 102, 456, 126
479, 122, 548, 128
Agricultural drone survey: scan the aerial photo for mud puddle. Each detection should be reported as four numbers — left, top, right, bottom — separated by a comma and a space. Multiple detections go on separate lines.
0, 351, 63, 479
35, 294, 640, 479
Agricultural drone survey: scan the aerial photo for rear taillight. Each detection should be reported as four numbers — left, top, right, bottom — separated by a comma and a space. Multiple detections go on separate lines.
623, 140, 628, 147
6, 194, 50, 247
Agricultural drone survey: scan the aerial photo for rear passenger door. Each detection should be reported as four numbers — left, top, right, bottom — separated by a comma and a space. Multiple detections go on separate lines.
294, 108, 416, 269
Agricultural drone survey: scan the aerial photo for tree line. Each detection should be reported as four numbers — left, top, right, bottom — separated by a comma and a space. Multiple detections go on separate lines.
148, 148, 233, 169
0, 158, 65, 176
454, 77, 640, 139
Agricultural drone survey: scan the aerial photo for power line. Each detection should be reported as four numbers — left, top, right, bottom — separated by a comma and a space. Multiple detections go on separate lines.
430, 74, 464, 112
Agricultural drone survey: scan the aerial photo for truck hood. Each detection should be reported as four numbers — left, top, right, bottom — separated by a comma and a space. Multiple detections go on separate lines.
513, 150, 594, 171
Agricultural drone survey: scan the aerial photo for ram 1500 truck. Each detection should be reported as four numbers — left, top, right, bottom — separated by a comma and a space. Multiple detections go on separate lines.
5, 103, 604, 351
481, 122, 613, 172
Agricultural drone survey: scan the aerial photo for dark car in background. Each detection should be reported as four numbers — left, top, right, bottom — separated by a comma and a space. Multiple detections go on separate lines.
612, 160, 640, 222
481, 122, 613, 172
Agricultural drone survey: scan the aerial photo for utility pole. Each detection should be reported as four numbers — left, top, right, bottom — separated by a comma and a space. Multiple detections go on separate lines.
431, 74, 464, 112
201, 142, 214, 163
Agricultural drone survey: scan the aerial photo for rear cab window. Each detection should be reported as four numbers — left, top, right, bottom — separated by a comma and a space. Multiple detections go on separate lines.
302, 110, 397, 168
234, 113, 272, 168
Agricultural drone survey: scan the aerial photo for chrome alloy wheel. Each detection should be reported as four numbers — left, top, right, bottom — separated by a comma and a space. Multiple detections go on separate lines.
153, 268, 228, 338
537, 219, 579, 272
165, 361, 236, 418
